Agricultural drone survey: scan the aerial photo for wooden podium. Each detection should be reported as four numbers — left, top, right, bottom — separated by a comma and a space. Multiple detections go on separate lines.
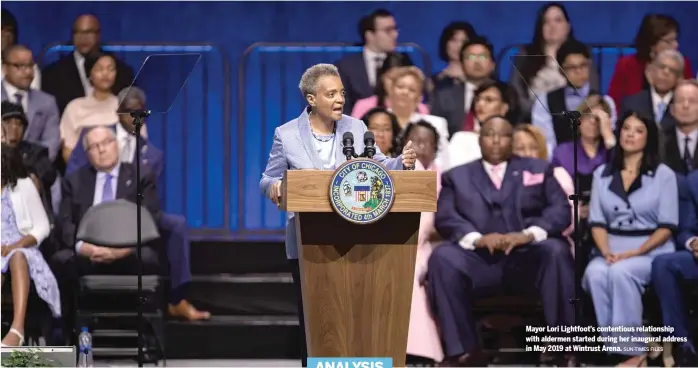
282, 169, 437, 366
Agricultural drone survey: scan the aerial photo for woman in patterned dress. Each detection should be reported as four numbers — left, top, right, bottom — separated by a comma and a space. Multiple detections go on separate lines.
1, 144, 61, 346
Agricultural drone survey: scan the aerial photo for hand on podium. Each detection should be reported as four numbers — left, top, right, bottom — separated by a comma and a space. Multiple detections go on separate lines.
401, 140, 417, 169
270, 181, 283, 208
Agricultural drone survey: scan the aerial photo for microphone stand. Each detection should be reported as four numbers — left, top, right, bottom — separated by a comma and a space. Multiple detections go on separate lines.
563, 110, 584, 325
130, 109, 151, 367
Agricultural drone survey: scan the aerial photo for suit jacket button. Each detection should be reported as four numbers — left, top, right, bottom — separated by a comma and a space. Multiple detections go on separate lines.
614, 206, 619, 211
629, 219, 633, 224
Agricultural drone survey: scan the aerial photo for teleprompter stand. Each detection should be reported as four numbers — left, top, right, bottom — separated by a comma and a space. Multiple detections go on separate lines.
117, 53, 201, 366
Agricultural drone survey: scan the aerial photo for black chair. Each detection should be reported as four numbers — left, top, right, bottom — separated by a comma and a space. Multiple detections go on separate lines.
72, 200, 166, 364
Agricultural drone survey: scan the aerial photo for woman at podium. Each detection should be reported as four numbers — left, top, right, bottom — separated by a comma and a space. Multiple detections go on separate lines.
259, 63, 417, 366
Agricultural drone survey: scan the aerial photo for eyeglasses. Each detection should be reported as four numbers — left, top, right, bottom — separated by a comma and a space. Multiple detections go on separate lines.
653, 62, 682, 76
73, 29, 100, 36
3, 62, 35, 71
87, 137, 116, 151
464, 54, 490, 62
563, 62, 589, 72
480, 131, 513, 139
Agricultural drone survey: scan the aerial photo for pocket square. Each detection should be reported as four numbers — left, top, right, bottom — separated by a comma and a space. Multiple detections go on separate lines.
523, 170, 544, 186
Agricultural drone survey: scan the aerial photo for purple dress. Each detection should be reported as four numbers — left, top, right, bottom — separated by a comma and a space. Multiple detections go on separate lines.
1, 187, 61, 317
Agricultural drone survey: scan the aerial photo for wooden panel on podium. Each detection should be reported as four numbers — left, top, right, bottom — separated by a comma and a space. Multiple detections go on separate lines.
283, 170, 437, 367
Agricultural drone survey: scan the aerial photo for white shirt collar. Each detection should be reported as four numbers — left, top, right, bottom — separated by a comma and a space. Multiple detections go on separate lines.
97, 162, 121, 179
2, 80, 27, 98
73, 51, 85, 63
363, 48, 387, 63
676, 127, 698, 141
650, 88, 673, 107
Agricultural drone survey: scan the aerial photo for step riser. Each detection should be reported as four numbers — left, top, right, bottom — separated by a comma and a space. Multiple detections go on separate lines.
187, 280, 297, 316
190, 241, 288, 274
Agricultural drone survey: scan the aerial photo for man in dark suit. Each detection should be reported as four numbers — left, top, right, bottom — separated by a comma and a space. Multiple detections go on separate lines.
661, 79, 698, 175
431, 37, 497, 137
620, 49, 684, 131
2, 45, 60, 160
335, 9, 398, 114
427, 116, 575, 366
41, 14, 134, 114
651, 171, 698, 367
58, 125, 161, 275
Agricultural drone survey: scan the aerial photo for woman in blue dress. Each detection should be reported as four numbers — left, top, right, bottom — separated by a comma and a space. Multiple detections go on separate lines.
583, 111, 678, 366
1, 144, 61, 346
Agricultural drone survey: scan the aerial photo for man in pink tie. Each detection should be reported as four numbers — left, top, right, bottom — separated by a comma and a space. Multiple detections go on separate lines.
427, 115, 575, 366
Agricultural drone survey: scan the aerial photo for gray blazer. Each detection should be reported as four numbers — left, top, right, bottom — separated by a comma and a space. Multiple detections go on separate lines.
260, 107, 404, 259
1, 84, 60, 161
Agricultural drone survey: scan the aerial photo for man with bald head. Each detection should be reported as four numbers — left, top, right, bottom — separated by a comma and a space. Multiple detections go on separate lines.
427, 116, 575, 366
41, 14, 134, 114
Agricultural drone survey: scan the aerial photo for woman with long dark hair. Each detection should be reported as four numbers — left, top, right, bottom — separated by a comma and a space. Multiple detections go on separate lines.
431, 22, 478, 91
583, 111, 678, 366
509, 3, 600, 121
1, 144, 61, 346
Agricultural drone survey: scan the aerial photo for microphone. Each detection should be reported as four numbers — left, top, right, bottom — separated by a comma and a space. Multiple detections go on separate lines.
363, 131, 376, 159
342, 132, 356, 160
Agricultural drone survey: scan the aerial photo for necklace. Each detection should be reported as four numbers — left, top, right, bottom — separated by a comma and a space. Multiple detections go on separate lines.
309, 111, 336, 142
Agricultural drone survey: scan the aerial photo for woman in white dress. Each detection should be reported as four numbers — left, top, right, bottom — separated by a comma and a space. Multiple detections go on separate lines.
0, 144, 61, 346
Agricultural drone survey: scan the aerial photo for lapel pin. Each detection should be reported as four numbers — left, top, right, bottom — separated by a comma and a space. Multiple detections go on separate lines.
513, 171, 519, 176
142, 159, 148, 165
126, 179, 132, 187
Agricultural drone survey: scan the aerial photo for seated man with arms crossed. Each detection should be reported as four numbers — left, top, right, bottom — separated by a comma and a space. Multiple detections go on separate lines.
427, 115, 575, 366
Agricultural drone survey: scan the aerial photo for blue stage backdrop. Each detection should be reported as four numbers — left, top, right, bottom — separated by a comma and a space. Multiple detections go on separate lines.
5, 1, 697, 240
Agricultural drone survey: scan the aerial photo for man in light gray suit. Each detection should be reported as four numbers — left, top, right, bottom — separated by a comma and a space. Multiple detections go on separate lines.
260, 63, 417, 367
2, 44, 60, 161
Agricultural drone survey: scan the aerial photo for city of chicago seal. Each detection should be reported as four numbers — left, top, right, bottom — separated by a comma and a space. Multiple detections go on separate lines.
329, 158, 396, 224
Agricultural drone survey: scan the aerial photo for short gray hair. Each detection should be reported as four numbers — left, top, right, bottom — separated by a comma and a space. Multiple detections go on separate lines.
654, 49, 685, 73
298, 63, 340, 96
82, 125, 116, 151
117, 86, 147, 106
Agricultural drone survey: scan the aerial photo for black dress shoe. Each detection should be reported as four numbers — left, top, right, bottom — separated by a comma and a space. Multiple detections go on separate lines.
439, 350, 488, 367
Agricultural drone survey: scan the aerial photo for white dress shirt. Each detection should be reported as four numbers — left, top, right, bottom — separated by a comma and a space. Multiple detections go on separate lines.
2, 80, 28, 112
676, 128, 698, 161
458, 160, 548, 250
74, 51, 94, 96
116, 123, 137, 163
464, 81, 477, 114
75, 164, 121, 252
363, 48, 387, 87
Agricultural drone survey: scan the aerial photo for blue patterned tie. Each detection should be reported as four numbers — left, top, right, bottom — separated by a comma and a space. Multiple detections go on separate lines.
655, 102, 666, 124
101, 173, 114, 203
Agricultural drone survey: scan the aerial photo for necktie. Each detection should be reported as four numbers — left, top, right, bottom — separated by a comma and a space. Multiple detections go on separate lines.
14, 93, 23, 107
374, 57, 384, 87
462, 111, 476, 132
121, 137, 133, 163
101, 173, 115, 203
655, 101, 666, 124
490, 165, 503, 190
684, 136, 694, 172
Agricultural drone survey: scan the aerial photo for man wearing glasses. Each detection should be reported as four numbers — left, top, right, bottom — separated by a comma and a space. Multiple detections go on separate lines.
1, 44, 60, 161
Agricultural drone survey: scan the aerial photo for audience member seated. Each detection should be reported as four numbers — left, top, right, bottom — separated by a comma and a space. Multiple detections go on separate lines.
58, 125, 161, 283
651, 171, 698, 367
662, 79, 698, 175
59, 52, 147, 164
583, 111, 678, 366
0, 145, 60, 346
551, 95, 614, 181
361, 107, 401, 158
531, 39, 616, 154
2, 45, 60, 161
512, 124, 574, 244
406, 121, 443, 364
381, 66, 449, 168
336, 9, 399, 114
350, 53, 427, 119
432, 37, 497, 137
66, 88, 210, 320
431, 22, 478, 92
608, 14, 693, 109
447, 80, 514, 170
1, 9, 40, 89
1, 102, 57, 216
427, 115, 574, 366
621, 49, 684, 131
509, 3, 600, 122
41, 14, 135, 115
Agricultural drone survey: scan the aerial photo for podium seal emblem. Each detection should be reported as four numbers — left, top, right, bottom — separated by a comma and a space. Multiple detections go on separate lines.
329, 158, 396, 224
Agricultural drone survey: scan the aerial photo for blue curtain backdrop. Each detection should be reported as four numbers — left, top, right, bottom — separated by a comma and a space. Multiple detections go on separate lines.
5, 1, 697, 239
